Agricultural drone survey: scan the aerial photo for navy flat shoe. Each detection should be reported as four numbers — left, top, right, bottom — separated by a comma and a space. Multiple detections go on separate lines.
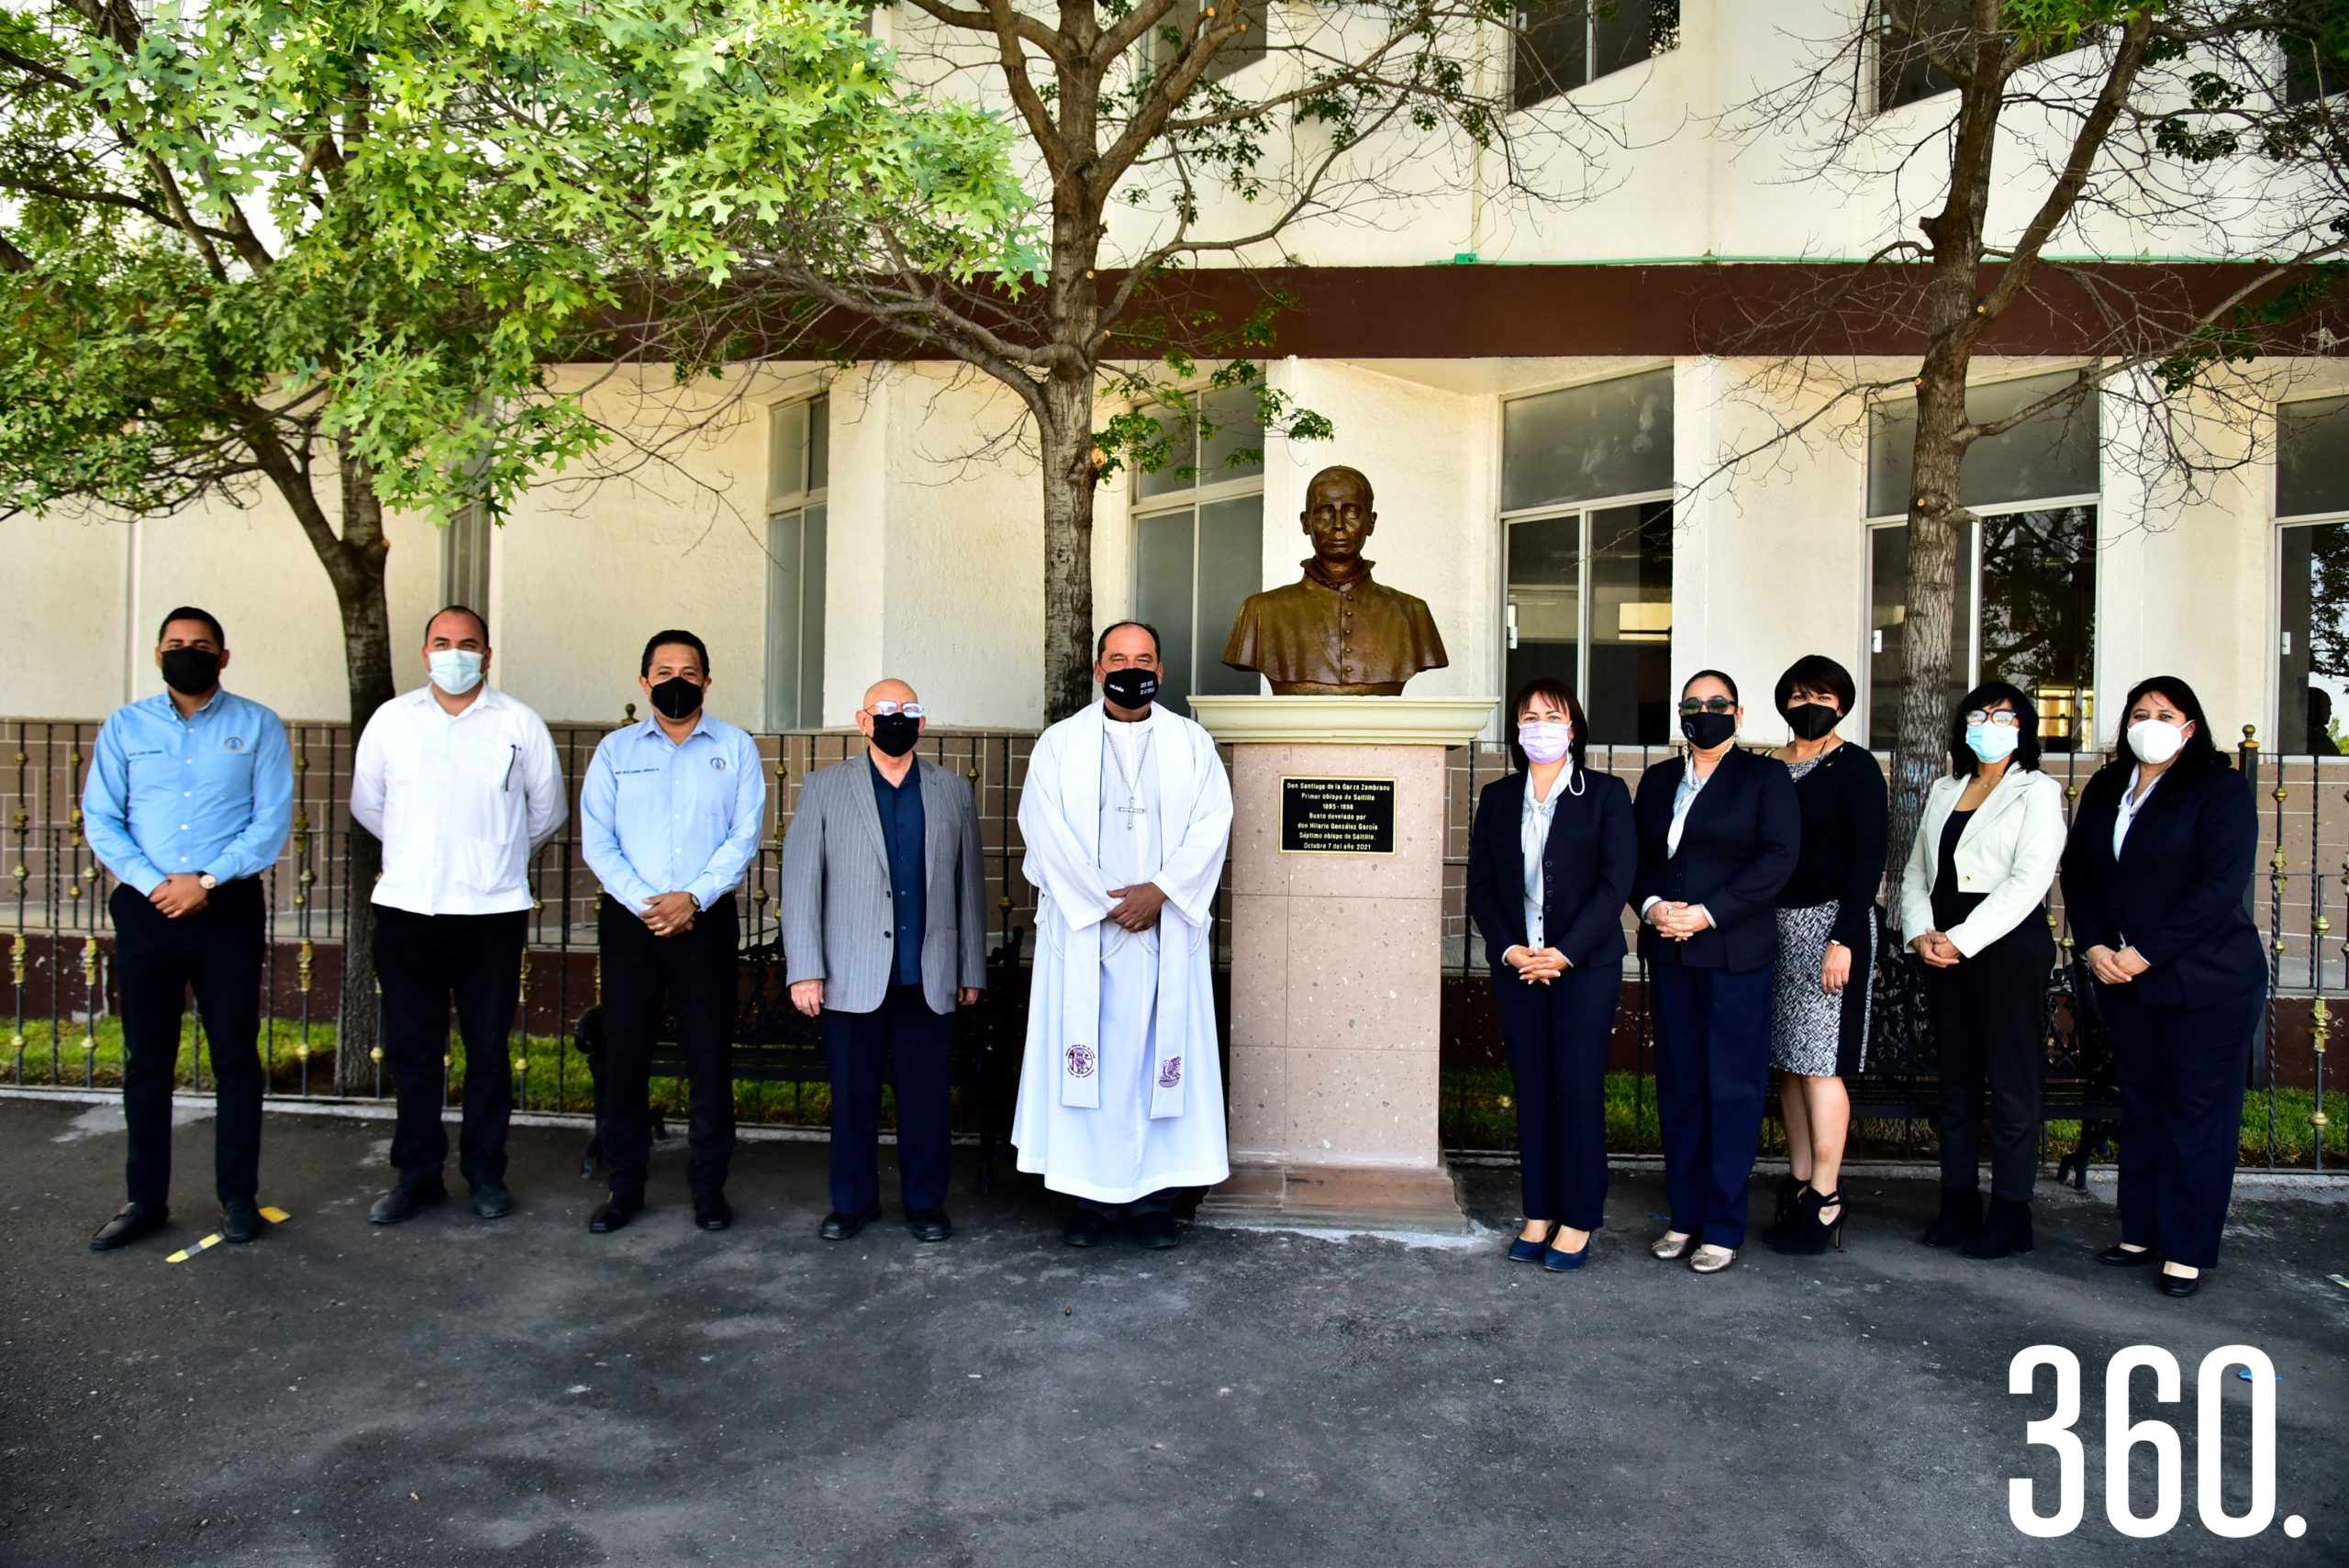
1508, 1223, 1557, 1263
1542, 1235, 1590, 1272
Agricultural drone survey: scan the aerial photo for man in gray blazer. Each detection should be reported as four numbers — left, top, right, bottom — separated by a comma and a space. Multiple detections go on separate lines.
782, 678, 986, 1241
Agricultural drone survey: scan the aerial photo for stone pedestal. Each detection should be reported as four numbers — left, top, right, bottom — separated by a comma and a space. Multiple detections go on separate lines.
1187, 695, 1497, 1235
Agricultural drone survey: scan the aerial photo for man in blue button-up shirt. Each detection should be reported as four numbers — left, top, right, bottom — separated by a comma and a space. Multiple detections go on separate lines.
81, 606, 293, 1252
580, 629, 765, 1232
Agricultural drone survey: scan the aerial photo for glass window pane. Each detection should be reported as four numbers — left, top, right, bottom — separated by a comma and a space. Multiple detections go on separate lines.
1195, 495, 1264, 697
799, 501, 827, 728
1505, 513, 1582, 726
1866, 519, 1974, 751
1876, 0, 1965, 111
807, 395, 829, 494
769, 402, 807, 503
1135, 406, 1197, 500
767, 508, 805, 729
1135, 508, 1197, 716
1869, 372, 2099, 518
2278, 522, 2349, 754
1586, 500, 1674, 743
1502, 368, 1674, 512
1978, 506, 2095, 751
2278, 395, 2349, 518
1594, 0, 1669, 80
1198, 385, 1266, 484
1513, 1, 1587, 110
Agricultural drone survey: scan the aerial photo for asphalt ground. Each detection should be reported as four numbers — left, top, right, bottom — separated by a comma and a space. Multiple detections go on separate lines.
1, 1094, 2343, 1568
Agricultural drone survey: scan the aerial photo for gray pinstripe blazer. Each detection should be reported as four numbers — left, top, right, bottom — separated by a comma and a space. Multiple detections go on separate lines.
779, 755, 987, 1015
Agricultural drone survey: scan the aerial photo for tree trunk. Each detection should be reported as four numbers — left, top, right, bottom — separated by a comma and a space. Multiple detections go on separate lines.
1887, 367, 1972, 935
330, 458, 397, 1092
1037, 176, 1107, 721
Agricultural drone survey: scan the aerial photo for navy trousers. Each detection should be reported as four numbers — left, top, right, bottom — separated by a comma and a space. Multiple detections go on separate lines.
597, 894, 739, 1201
823, 984, 954, 1214
109, 877, 266, 1208
1492, 961, 1621, 1230
373, 906, 528, 1193
2099, 982, 2262, 1270
1648, 960, 1775, 1249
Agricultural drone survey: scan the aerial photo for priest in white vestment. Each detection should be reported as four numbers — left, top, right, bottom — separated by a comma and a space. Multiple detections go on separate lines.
1012, 622, 1234, 1247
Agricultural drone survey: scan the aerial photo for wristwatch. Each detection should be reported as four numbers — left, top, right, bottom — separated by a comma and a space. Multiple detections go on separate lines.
197, 873, 218, 890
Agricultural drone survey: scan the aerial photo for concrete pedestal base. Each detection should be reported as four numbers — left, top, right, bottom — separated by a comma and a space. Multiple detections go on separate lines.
1187, 696, 1495, 1237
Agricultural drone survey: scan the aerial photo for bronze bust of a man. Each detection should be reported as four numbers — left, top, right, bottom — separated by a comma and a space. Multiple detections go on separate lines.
1220, 465, 1448, 695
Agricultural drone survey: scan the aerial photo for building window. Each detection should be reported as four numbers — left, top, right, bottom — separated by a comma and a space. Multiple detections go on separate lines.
1513, 0, 1680, 111
1153, 0, 1267, 83
1874, 0, 1965, 113
1501, 368, 1675, 743
439, 502, 492, 620
767, 395, 829, 730
1131, 387, 1265, 717
1865, 371, 2100, 751
2284, 34, 2338, 106
2275, 395, 2349, 752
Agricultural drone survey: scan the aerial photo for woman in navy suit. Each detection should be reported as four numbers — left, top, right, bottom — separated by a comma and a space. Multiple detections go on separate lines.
1467, 677, 1638, 1271
1631, 670, 1800, 1273
2060, 677, 2264, 1298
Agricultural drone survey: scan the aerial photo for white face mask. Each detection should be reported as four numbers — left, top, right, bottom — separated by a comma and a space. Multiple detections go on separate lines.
428, 649, 485, 695
1965, 722, 2019, 764
2129, 717, 2188, 765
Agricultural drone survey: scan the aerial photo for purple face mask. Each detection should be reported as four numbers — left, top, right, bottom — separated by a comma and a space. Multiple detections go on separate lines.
1519, 719, 1572, 765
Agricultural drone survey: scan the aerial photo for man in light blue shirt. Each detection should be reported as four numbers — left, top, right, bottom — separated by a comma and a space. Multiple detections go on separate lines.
81, 606, 293, 1252
579, 628, 766, 1232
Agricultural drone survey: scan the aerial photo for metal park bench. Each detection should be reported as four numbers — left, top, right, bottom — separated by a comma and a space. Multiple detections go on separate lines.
570, 927, 1028, 1194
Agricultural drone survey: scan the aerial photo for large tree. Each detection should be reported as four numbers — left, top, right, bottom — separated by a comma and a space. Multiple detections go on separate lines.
1719, 0, 2349, 918
0, 0, 1023, 1084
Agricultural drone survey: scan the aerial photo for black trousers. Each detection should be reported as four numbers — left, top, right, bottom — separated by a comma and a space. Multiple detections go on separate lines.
1925, 921, 2056, 1201
373, 906, 528, 1192
1649, 960, 1776, 1249
2100, 982, 2263, 1270
108, 878, 265, 1208
1493, 961, 1621, 1230
598, 894, 739, 1200
823, 983, 954, 1213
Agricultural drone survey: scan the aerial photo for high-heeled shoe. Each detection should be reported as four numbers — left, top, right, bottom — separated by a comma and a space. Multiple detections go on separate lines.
1762, 1176, 1806, 1247
1768, 1188, 1844, 1255
1508, 1222, 1559, 1263
1542, 1229, 1591, 1272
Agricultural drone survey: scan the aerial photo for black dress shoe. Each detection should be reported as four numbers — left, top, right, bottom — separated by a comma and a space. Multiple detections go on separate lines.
693, 1193, 733, 1231
220, 1200, 265, 1244
588, 1194, 640, 1233
1920, 1185, 1982, 1248
2158, 1269, 2201, 1298
90, 1202, 167, 1252
1133, 1211, 1181, 1250
1063, 1209, 1108, 1248
370, 1184, 448, 1226
906, 1208, 953, 1243
819, 1204, 883, 1240
1961, 1196, 2033, 1260
471, 1183, 514, 1220
2099, 1243, 2156, 1267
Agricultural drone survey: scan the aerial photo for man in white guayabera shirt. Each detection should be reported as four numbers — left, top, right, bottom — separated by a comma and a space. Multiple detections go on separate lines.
351, 606, 565, 1227
1012, 621, 1234, 1249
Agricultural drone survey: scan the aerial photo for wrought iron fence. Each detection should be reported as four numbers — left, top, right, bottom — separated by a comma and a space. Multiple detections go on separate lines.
4, 717, 2336, 1167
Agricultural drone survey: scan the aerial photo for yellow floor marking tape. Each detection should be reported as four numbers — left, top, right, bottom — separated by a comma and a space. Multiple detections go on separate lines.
165, 1207, 291, 1262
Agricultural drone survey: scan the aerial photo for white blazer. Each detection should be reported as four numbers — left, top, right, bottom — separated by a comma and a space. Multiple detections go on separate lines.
1898, 765, 2068, 956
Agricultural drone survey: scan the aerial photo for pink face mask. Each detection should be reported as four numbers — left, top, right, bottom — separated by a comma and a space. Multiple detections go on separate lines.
1519, 720, 1572, 765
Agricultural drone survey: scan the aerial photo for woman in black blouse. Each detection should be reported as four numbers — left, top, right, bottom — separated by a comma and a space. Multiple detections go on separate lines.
1763, 656, 1887, 1254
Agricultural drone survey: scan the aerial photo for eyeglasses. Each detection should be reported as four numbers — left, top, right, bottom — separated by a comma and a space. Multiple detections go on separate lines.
868, 702, 925, 718
1677, 697, 1735, 715
1965, 710, 2021, 728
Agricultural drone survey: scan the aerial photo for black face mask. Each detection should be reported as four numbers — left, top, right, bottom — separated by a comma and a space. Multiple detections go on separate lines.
160, 648, 220, 696
649, 676, 704, 721
1786, 702, 1840, 742
869, 713, 920, 758
1102, 667, 1158, 710
1681, 710, 1738, 750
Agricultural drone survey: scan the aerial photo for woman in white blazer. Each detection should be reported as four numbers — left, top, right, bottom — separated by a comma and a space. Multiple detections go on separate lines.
1898, 681, 2068, 1261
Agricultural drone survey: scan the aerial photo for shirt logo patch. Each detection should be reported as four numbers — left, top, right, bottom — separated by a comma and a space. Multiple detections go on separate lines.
1156, 1055, 1182, 1089
222, 736, 245, 752
1065, 1042, 1096, 1079
710, 756, 728, 771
